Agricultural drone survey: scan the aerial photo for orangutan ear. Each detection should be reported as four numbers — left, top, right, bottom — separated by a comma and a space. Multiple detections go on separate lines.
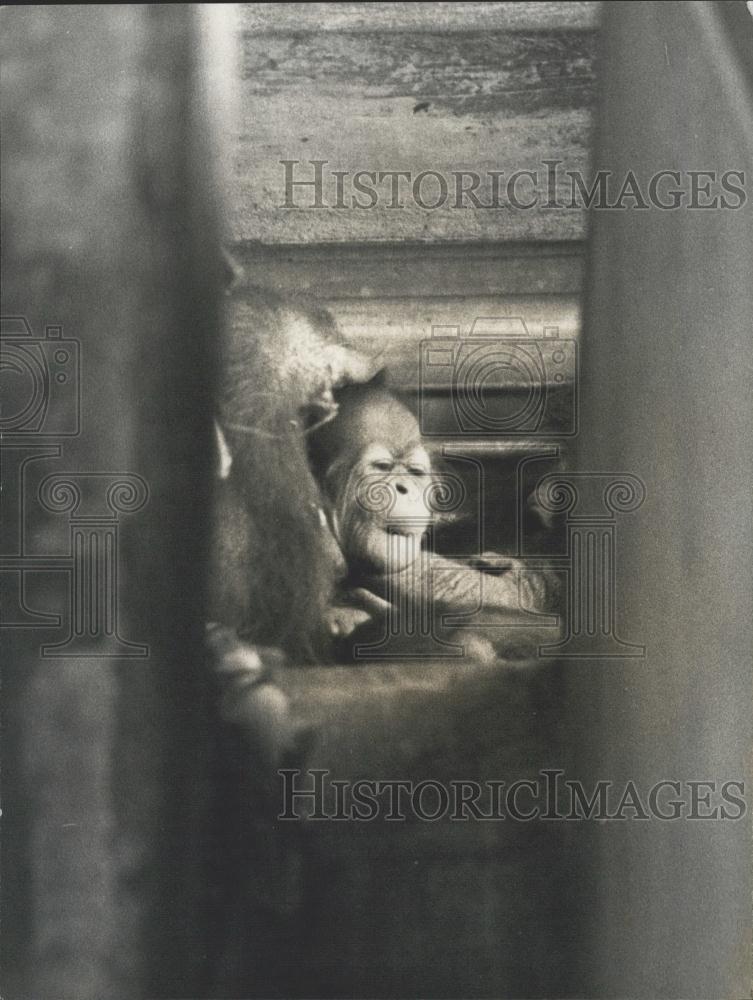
331, 367, 388, 407
366, 367, 388, 387
304, 368, 391, 435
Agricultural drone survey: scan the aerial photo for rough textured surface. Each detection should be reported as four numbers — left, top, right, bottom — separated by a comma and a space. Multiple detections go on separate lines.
228, 5, 598, 243
242, 3, 601, 33
236, 239, 585, 297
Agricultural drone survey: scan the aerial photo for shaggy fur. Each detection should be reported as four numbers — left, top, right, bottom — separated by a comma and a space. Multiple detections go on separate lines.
209, 282, 376, 662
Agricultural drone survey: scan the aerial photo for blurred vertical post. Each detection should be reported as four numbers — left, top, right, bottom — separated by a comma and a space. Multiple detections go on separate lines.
569, 2, 753, 997
1, 5, 235, 997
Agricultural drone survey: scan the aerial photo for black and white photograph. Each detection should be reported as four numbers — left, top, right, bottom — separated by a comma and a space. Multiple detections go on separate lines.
1, 3, 752, 998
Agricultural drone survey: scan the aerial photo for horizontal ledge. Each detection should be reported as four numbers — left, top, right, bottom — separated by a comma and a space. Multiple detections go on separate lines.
234, 239, 586, 260
232, 242, 585, 297
241, 2, 600, 34
424, 439, 571, 454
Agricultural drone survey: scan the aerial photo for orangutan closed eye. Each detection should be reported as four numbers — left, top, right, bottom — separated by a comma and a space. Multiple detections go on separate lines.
309, 381, 434, 577
308, 380, 562, 663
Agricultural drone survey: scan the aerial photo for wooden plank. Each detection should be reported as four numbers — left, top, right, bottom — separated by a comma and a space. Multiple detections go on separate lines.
236, 241, 585, 297
229, 19, 597, 243
326, 292, 579, 340
318, 294, 579, 397
242, 2, 601, 34
227, 279, 580, 396
415, 437, 566, 456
